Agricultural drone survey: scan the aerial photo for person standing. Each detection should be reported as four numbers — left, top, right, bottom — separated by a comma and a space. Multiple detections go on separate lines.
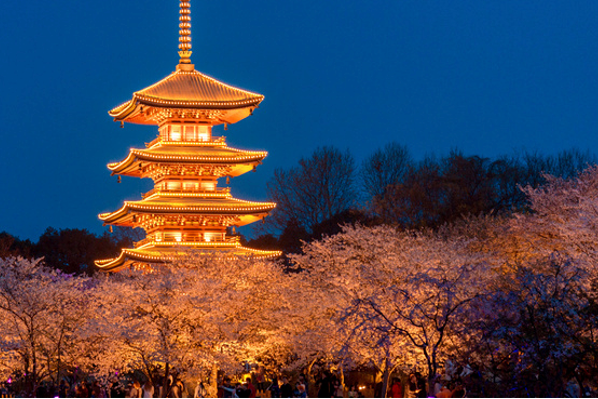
390, 378, 403, 398
128, 381, 142, 398
296, 383, 308, 398
268, 377, 281, 398
256, 367, 266, 393
246, 377, 257, 398
142, 380, 154, 398
317, 371, 333, 398
332, 380, 344, 398
194, 381, 207, 398
280, 377, 293, 398
220, 377, 236, 398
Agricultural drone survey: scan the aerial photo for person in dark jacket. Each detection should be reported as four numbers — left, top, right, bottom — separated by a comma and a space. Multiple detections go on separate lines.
268, 377, 281, 398
280, 377, 294, 398
317, 371, 334, 398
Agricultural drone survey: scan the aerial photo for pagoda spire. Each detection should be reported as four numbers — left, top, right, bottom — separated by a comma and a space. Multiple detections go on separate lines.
178, 0, 192, 65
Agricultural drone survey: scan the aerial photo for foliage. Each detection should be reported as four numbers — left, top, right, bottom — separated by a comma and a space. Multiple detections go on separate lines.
257, 145, 596, 256
291, 225, 492, 393
0, 258, 93, 396
2, 152, 598, 397
361, 142, 412, 206
85, 255, 299, 396
0, 232, 34, 259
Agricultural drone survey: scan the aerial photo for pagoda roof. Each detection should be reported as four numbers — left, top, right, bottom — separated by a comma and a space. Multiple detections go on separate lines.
109, 66, 264, 125
99, 196, 275, 226
95, 245, 281, 272
108, 141, 267, 177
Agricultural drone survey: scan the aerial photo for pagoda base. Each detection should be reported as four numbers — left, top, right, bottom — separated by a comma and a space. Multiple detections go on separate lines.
95, 244, 281, 272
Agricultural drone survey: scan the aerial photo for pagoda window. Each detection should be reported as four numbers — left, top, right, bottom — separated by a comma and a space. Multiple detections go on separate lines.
183, 181, 199, 190
201, 181, 216, 191
166, 181, 182, 191
163, 232, 183, 242
159, 125, 168, 140
169, 125, 182, 141
184, 126, 196, 141
204, 231, 223, 242
196, 125, 210, 141
160, 124, 211, 142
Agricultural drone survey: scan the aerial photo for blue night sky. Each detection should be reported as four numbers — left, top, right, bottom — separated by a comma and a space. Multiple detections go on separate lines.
2, 1, 598, 241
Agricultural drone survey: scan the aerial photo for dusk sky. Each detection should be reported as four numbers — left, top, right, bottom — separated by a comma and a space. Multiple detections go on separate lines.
2, 1, 598, 241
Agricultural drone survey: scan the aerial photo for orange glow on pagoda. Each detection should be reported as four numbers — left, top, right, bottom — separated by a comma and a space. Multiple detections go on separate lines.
96, 0, 281, 271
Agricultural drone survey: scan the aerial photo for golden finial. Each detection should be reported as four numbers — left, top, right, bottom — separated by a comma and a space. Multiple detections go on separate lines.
178, 0, 192, 65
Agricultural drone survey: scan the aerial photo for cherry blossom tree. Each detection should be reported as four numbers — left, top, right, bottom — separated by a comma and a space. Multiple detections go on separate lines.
86, 254, 298, 396
447, 168, 598, 396
291, 225, 492, 396
0, 257, 94, 396
518, 166, 598, 266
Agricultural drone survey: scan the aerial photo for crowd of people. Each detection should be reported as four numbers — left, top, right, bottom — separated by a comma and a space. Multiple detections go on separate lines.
218, 374, 308, 398
382, 373, 466, 398
213, 369, 467, 398
0, 368, 469, 398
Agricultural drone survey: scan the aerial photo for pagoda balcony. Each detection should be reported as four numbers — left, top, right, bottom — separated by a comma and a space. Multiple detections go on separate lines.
142, 186, 231, 198
146, 135, 226, 148
134, 235, 240, 248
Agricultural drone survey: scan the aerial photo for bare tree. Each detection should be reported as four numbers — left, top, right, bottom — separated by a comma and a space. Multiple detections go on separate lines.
266, 146, 357, 234
361, 142, 412, 203
521, 148, 597, 187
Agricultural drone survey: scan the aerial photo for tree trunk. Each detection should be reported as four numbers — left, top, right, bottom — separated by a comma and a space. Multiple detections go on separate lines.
144, 362, 154, 385
426, 349, 438, 397
162, 362, 170, 398
306, 358, 317, 398
207, 365, 219, 398
31, 339, 38, 398
381, 358, 391, 399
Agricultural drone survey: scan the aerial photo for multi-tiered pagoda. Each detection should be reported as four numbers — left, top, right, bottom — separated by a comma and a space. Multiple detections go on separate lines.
96, 0, 280, 271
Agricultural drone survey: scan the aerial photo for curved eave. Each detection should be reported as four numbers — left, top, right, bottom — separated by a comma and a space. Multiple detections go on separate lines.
108, 67, 265, 126
108, 100, 136, 119
111, 105, 258, 126
107, 148, 267, 175
109, 68, 264, 112
135, 93, 263, 110
98, 201, 276, 225
95, 245, 282, 272
95, 252, 134, 271
109, 97, 262, 119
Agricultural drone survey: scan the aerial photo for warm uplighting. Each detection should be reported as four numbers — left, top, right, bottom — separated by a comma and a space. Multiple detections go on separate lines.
95, 0, 280, 271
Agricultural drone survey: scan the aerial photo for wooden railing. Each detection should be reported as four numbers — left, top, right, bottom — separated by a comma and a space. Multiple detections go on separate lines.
142, 186, 230, 198
145, 135, 226, 147
135, 235, 239, 248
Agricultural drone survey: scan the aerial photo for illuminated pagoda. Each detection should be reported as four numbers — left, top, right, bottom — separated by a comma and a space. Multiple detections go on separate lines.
96, 0, 281, 271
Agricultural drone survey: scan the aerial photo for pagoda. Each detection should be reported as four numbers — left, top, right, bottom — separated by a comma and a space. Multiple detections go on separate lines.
96, 0, 281, 271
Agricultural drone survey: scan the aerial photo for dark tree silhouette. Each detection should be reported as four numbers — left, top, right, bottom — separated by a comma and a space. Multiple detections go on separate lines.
277, 218, 310, 255
310, 208, 371, 241
256, 146, 596, 256
0, 232, 34, 259
266, 146, 357, 234
34, 228, 120, 274
361, 142, 412, 216
245, 233, 279, 251
366, 148, 597, 229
